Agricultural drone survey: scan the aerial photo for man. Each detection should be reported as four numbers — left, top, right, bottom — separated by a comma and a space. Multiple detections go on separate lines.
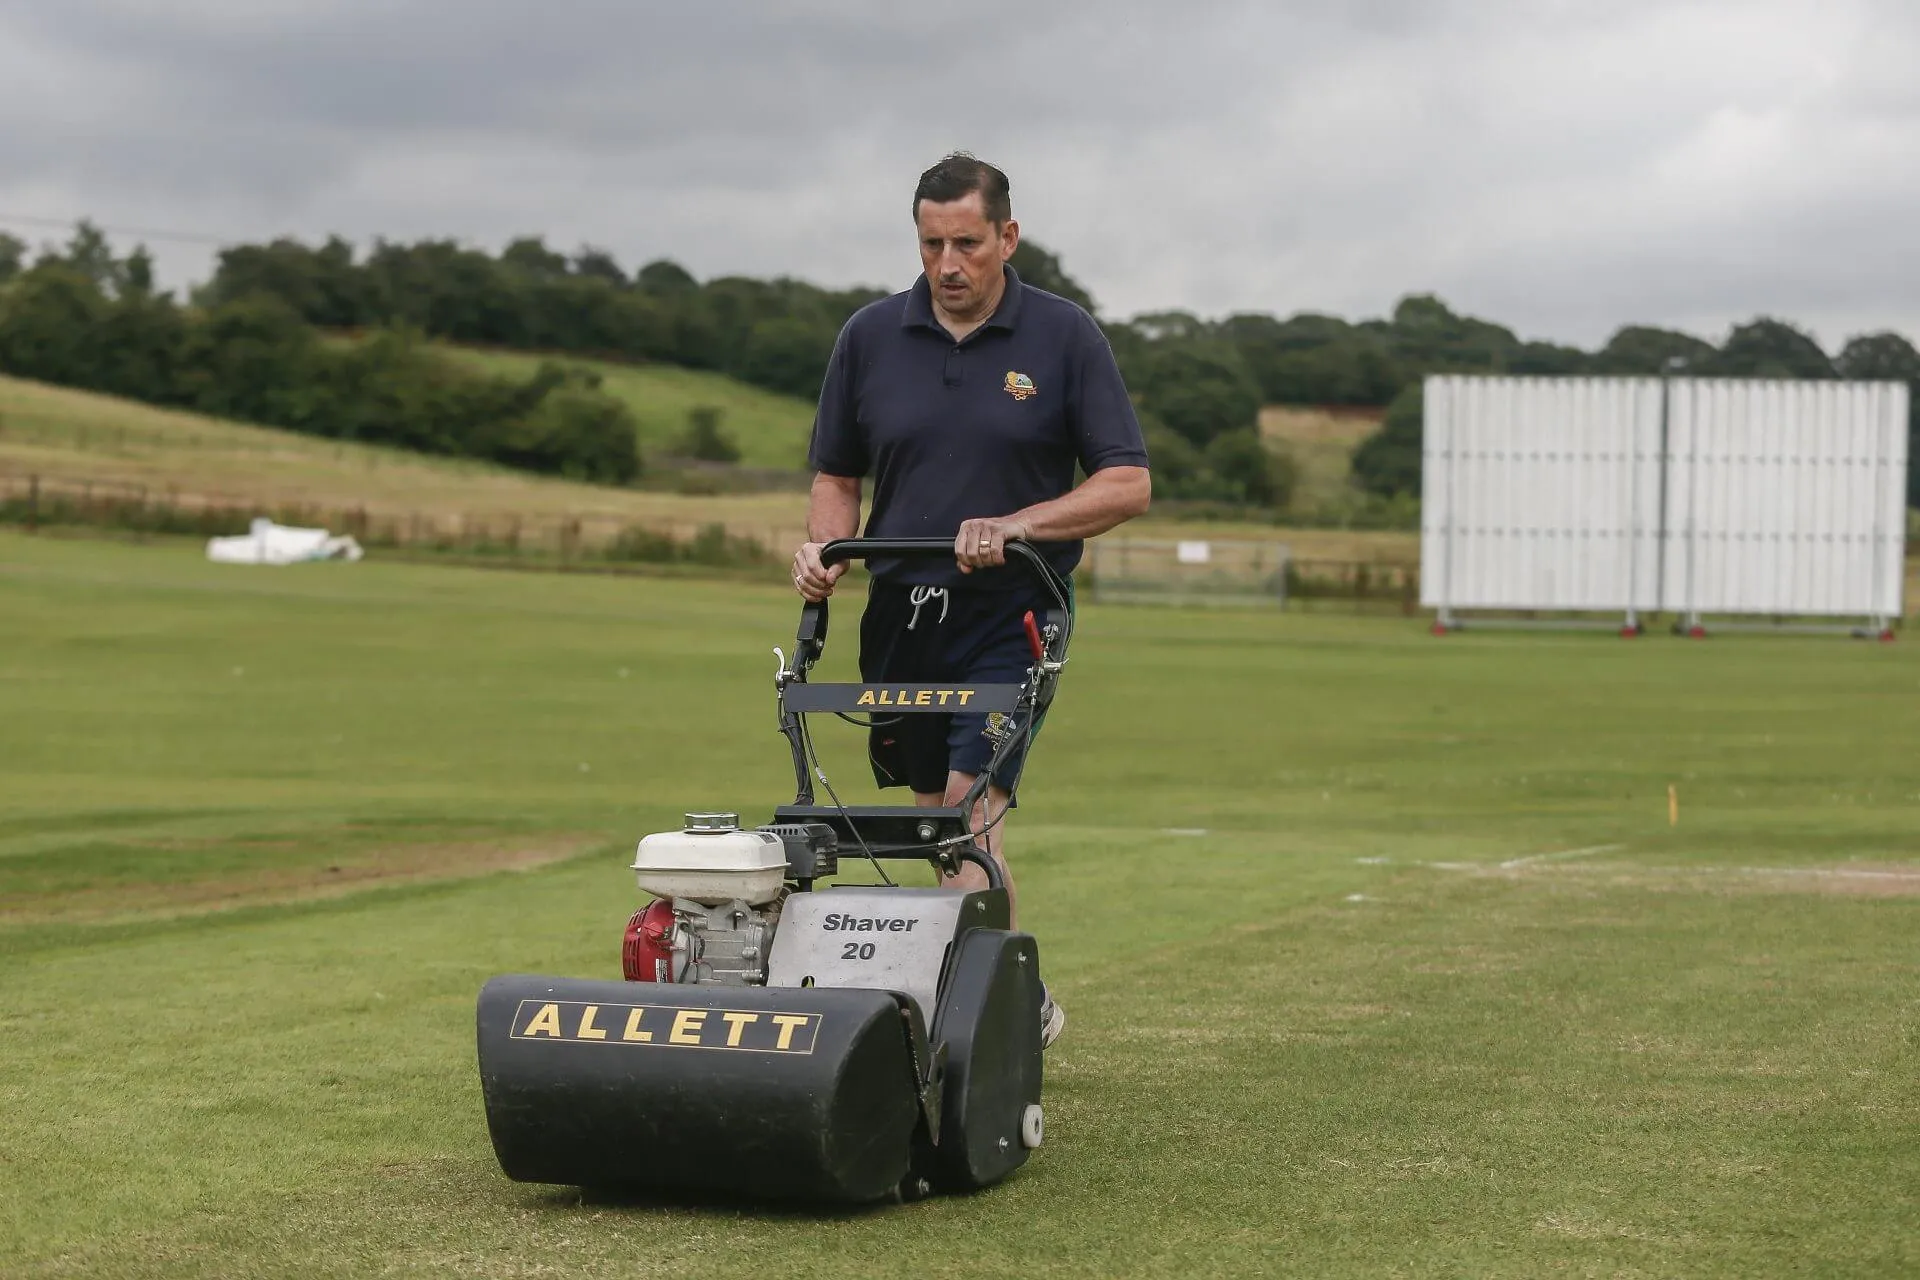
792, 153, 1151, 1048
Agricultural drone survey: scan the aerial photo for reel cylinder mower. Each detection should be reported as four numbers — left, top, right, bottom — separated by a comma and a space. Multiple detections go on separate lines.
475, 538, 1072, 1203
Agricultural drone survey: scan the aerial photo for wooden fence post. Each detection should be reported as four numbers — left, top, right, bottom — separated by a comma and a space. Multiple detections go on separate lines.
26, 474, 39, 533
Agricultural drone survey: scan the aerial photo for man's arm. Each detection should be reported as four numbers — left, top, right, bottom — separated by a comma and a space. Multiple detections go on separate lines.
955, 465, 1150, 573
793, 472, 862, 600
794, 316, 865, 600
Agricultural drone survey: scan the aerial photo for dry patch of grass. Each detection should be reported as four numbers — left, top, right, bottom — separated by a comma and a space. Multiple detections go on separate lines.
1443, 856, 1920, 899
1, 832, 601, 925
1260, 405, 1384, 514
1259, 404, 1384, 448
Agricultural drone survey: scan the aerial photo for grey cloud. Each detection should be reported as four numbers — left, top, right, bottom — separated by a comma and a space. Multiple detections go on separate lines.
1, 0, 1915, 349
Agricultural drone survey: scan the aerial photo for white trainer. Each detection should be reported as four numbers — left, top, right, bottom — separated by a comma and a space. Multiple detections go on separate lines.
1040, 985, 1065, 1050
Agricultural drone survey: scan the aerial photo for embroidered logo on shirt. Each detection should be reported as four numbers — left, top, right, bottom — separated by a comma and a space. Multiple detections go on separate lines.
1003, 371, 1037, 401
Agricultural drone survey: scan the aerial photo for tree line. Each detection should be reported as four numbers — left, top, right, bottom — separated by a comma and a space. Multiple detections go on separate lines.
1343, 307, 1920, 505
3, 221, 1916, 508
0, 225, 640, 484
190, 228, 1920, 508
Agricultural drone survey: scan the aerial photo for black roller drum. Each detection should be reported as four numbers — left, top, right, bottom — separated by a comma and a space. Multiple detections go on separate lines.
476, 975, 922, 1204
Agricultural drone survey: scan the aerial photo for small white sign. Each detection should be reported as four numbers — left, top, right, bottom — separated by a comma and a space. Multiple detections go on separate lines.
1176, 540, 1212, 565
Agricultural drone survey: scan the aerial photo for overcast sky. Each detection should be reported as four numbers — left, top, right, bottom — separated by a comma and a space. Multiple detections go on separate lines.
1, 0, 1913, 350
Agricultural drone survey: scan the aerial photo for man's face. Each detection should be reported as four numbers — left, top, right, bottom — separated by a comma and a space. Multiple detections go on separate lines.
915, 192, 1019, 321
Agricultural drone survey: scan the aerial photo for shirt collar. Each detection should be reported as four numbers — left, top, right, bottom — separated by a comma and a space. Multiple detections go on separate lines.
902, 264, 1025, 335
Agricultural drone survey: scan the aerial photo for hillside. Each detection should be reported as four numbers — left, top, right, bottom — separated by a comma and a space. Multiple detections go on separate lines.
0, 375, 1420, 563
1260, 404, 1385, 512
433, 345, 818, 470
0, 375, 806, 540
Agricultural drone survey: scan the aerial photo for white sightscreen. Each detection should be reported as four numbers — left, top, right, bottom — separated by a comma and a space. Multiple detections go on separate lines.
1663, 379, 1908, 619
1421, 375, 1910, 621
1420, 376, 1664, 611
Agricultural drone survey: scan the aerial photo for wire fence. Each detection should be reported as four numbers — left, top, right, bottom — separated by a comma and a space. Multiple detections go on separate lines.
0, 472, 796, 571
0, 470, 1428, 610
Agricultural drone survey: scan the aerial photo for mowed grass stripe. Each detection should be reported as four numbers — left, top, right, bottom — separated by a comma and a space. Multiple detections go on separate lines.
0, 532, 1916, 1276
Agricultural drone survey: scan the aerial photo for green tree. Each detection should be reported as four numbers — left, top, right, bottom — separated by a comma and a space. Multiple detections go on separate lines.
0, 265, 112, 385
1507, 341, 1589, 375
501, 236, 570, 279
121, 246, 156, 296
1835, 333, 1920, 506
1703, 318, 1834, 379
491, 381, 642, 483
1130, 310, 1213, 343
55, 220, 120, 291
1219, 313, 1405, 407
1351, 382, 1424, 498
738, 315, 837, 398
1593, 325, 1717, 375
92, 289, 189, 402
175, 293, 324, 426
637, 259, 699, 294
1100, 319, 1155, 387
1834, 332, 1920, 382
571, 246, 627, 287
1270, 340, 1404, 405
1009, 240, 1095, 313
0, 232, 25, 284
1372, 294, 1520, 376
206, 236, 369, 328
1137, 411, 1203, 494
678, 405, 741, 462
1204, 428, 1298, 507
1136, 339, 1261, 446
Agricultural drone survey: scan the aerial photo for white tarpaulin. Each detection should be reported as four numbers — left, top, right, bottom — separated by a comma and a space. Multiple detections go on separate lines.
207, 518, 364, 566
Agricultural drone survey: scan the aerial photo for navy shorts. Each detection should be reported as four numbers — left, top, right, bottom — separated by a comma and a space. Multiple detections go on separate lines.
859, 579, 1063, 796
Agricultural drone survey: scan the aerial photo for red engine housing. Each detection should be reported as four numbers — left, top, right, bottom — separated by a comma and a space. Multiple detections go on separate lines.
622, 899, 678, 982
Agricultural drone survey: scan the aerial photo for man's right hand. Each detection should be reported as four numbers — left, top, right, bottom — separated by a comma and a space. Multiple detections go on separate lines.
792, 542, 845, 601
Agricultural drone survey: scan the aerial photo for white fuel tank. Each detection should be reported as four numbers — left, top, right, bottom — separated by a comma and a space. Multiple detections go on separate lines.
632, 813, 788, 906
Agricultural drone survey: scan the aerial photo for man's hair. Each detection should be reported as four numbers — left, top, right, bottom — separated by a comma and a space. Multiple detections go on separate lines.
912, 152, 1012, 225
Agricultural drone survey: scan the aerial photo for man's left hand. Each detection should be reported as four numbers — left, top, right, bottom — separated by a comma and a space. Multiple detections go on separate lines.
955, 516, 1032, 573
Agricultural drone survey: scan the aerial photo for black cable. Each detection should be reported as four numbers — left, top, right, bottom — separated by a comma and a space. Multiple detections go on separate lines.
834, 711, 902, 729
965, 713, 1037, 844
797, 713, 894, 887
0, 211, 237, 246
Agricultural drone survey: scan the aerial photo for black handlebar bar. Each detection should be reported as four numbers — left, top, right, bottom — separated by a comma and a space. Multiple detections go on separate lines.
789, 537, 1071, 681
817, 536, 1065, 597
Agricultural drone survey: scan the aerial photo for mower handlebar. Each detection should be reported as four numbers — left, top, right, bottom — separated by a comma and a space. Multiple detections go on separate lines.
818, 536, 1062, 595
787, 537, 1071, 686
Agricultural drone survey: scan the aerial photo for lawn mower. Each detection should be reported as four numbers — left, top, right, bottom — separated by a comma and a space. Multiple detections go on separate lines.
475, 537, 1073, 1204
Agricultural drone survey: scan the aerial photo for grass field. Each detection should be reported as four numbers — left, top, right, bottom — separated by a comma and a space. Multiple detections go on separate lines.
434, 345, 818, 471
2, 531, 1916, 1277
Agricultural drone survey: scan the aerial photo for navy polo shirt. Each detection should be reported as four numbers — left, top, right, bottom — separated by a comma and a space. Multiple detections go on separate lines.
808, 266, 1148, 588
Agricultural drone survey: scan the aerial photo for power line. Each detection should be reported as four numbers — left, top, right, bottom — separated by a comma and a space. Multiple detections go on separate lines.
0, 212, 240, 248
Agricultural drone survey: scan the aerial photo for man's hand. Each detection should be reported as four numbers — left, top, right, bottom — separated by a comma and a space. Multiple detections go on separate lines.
792, 541, 845, 601
954, 515, 1033, 574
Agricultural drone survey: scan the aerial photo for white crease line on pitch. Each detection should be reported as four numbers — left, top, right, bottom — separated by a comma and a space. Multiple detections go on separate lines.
1498, 843, 1626, 870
